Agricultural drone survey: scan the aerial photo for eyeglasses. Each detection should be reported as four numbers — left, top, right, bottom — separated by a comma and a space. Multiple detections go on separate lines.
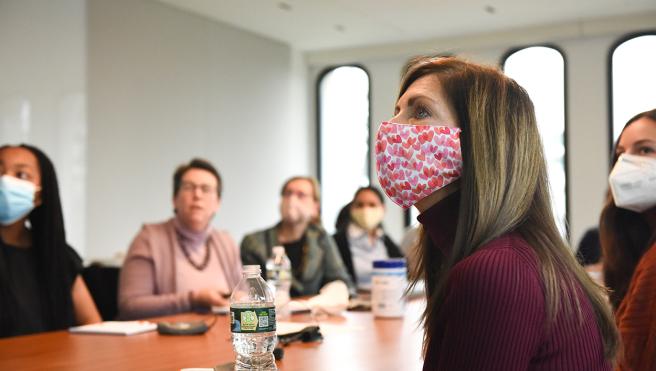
180, 182, 216, 195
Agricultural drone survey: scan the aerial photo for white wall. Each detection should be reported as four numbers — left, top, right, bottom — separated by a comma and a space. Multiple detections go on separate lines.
0, 0, 87, 254
563, 36, 618, 248
2, 0, 653, 261
86, 0, 309, 261
306, 12, 656, 248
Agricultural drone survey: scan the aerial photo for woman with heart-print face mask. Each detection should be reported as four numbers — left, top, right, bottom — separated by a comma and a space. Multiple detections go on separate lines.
240, 176, 355, 297
375, 56, 618, 370
599, 108, 656, 371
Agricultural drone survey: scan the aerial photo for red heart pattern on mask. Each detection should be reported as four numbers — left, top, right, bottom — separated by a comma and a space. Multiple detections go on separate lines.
375, 121, 462, 209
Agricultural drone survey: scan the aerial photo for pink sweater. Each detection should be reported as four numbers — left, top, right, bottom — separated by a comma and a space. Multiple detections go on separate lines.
118, 219, 242, 320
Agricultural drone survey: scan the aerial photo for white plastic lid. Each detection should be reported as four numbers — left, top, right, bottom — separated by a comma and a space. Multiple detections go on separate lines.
243, 265, 261, 275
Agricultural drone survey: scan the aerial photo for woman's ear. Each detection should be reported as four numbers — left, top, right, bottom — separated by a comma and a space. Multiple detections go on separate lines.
34, 189, 43, 207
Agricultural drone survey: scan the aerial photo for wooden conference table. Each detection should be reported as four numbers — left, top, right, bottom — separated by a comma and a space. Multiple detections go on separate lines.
0, 300, 425, 371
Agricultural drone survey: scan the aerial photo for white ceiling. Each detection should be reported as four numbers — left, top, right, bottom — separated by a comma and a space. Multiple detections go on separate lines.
157, 0, 656, 51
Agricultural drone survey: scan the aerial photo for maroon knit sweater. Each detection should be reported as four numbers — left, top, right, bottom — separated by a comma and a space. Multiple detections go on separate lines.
417, 193, 611, 371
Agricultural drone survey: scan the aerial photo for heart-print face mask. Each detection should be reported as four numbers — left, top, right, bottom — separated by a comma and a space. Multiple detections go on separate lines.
375, 121, 463, 209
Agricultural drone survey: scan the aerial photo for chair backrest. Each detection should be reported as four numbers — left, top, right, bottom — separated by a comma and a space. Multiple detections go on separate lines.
82, 264, 120, 321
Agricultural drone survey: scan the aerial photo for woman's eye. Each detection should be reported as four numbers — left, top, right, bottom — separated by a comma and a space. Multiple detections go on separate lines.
16, 171, 31, 180
639, 147, 655, 155
414, 106, 431, 120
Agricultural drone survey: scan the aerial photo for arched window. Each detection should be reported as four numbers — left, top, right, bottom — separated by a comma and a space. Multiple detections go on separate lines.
317, 65, 371, 233
609, 33, 656, 146
503, 46, 568, 237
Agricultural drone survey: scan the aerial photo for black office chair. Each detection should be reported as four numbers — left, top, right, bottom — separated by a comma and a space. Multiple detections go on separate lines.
82, 264, 120, 321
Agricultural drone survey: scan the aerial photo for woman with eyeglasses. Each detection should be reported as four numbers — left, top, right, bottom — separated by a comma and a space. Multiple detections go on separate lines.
118, 158, 242, 320
240, 176, 354, 296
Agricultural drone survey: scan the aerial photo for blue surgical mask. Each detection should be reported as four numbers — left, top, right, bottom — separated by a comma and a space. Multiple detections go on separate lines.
0, 175, 38, 226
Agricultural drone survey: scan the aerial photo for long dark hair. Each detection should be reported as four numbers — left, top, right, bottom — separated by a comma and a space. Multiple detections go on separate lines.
353, 186, 385, 205
600, 108, 656, 309
404, 57, 618, 359
0, 144, 74, 335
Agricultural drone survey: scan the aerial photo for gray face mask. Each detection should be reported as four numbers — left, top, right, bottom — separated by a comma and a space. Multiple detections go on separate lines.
609, 153, 656, 213
280, 197, 315, 224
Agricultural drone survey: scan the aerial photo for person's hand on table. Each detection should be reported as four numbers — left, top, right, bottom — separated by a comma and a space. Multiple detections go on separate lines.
190, 288, 230, 308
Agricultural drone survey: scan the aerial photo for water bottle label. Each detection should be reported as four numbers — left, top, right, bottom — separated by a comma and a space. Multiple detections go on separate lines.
230, 306, 276, 333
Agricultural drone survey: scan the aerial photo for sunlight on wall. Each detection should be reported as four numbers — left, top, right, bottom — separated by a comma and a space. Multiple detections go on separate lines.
612, 34, 656, 142
505, 46, 568, 237
319, 66, 370, 233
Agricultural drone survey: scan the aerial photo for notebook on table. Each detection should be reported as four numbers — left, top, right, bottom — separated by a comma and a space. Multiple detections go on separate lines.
69, 321, 157, 336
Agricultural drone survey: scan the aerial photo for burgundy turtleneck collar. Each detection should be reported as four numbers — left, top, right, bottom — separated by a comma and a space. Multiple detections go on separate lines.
172, 216, 211, 251
416, 191, 460, 256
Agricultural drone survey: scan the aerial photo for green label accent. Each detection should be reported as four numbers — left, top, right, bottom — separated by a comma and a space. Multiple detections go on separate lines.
230, 306, 276, 333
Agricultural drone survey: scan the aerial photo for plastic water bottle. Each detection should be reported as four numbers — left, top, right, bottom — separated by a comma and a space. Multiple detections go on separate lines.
266, 246, 292, 320
230, 265, 277, 370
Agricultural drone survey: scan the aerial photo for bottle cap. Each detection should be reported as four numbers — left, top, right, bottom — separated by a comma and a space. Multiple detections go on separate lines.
243, 265, 262, 274
373, 259, 406, 268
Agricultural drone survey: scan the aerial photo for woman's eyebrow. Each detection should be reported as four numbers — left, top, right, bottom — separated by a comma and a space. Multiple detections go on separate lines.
11, 163, 33, 170
406, 94, 437, 108
395, 94, 437, 114
632, 139, 656, 146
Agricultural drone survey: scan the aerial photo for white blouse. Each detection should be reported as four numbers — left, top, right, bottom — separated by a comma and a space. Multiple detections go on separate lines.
347, 223, 389, 290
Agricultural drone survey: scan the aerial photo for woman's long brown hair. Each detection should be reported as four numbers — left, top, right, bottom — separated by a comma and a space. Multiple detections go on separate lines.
403, 56, 619, 359
600, 108, 656, 309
